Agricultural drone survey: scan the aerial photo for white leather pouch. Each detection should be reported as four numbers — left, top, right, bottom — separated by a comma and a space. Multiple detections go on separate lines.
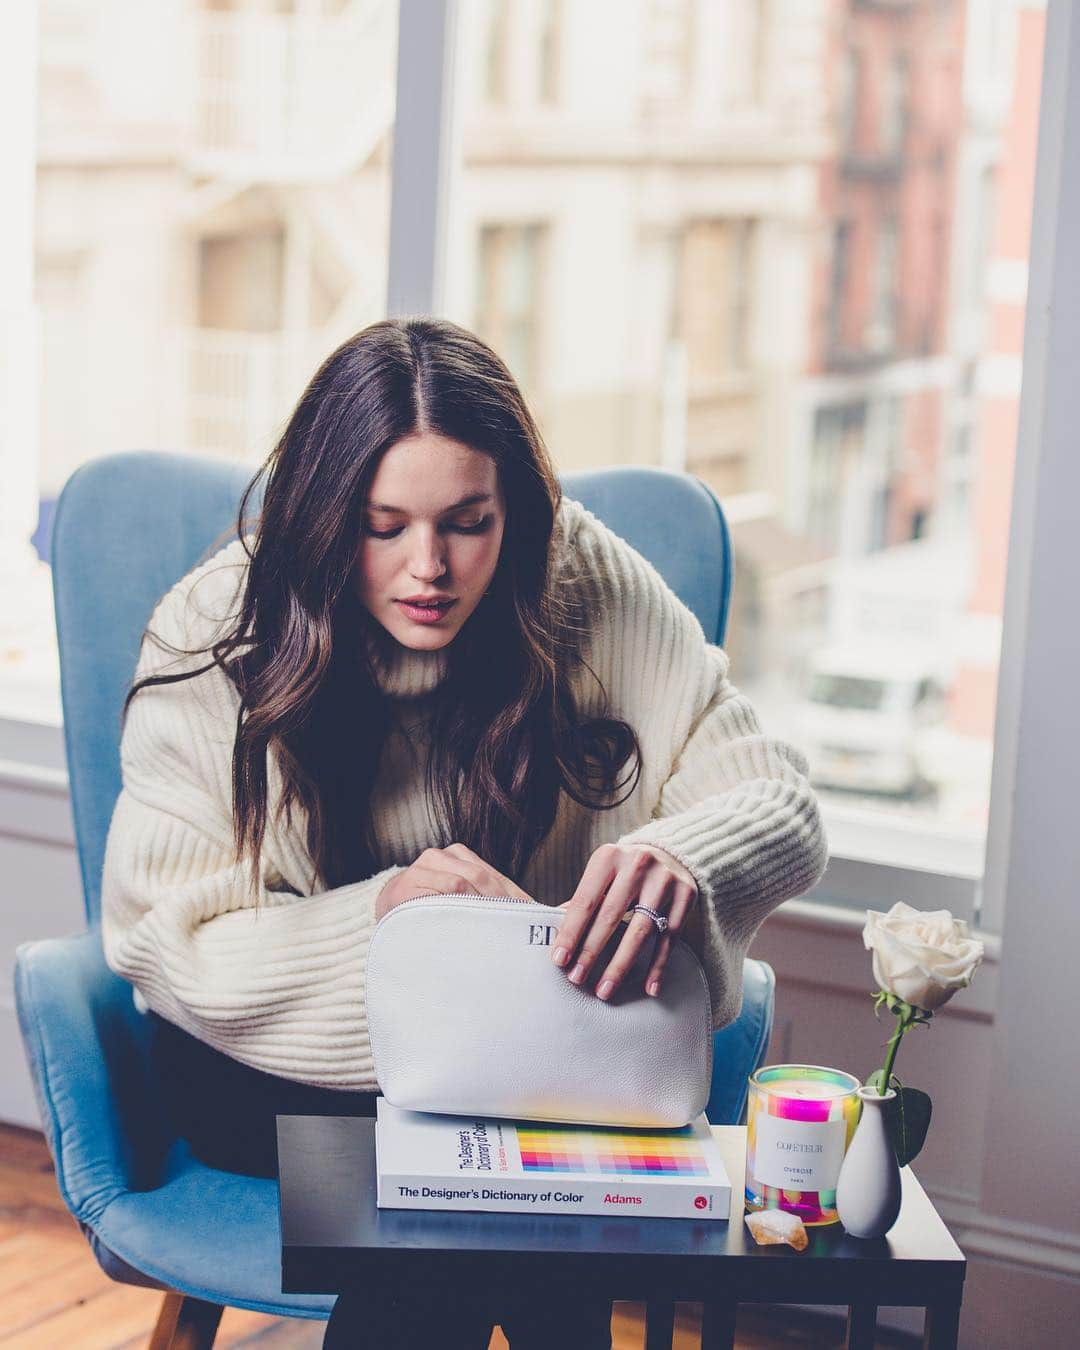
365, 893, 713, 1127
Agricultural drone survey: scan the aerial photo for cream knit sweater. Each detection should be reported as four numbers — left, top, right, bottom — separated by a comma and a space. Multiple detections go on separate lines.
101, 495, 828, 1089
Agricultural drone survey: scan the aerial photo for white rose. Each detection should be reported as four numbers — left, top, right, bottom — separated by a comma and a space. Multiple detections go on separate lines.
863, 901, 984, 1012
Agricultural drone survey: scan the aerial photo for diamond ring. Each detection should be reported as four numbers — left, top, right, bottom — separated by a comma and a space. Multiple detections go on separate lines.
629, 904, 668, 934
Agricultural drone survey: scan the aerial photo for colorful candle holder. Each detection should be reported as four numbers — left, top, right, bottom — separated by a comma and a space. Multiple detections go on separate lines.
745, 1064, 862, 1226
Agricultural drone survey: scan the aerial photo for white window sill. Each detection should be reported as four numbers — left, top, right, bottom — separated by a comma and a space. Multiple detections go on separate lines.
0, 707, 67, 775
810, 800, 984, 926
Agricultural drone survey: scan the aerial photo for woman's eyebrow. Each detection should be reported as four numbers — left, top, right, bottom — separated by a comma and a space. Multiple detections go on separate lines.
366, 492, 493, 515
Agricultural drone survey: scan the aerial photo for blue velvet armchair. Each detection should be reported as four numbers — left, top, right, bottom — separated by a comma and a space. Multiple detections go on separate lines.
14, 450, 774, 1345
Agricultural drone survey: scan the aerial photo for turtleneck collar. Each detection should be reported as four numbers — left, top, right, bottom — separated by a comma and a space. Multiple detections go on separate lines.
333, 585, 451, 699
364, 626, 450, 699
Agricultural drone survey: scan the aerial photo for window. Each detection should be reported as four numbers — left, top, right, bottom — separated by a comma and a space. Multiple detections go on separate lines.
475, 223, 547, 396
640, 0, 694, 113
478, 0, 509, 103
881, 49, 910, 158
807, 404, 866, 549
675, 219, 756, 381
730, 220, 755, 371
476, 0, 562, 109
6, 0, 1052, 928
828, 221, 853, 352
840, 47, 862, 154
866, 215, 900, 351
536, 0, 560, 103
445, 0, 1044, 903
750, 0, 772, 106
868, 480, 892, 552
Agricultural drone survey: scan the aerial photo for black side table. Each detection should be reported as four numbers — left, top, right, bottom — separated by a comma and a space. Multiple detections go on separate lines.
277, 1115, 965, 1349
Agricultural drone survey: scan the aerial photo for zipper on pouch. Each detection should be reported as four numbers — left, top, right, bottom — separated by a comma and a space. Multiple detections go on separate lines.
372, 891, 551, 936
393, 892, 541, 911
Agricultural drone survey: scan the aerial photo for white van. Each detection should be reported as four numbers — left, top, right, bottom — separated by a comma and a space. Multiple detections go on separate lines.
795, 645, 950, 798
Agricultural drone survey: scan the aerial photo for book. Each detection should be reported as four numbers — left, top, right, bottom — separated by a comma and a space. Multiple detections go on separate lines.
375, 1097, 731, 1220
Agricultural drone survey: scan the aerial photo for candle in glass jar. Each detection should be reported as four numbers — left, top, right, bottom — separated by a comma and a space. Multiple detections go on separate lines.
745, 1065, 861, 1226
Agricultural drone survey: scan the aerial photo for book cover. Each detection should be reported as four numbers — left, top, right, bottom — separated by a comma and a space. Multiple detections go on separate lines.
375, 1098, 731, 1220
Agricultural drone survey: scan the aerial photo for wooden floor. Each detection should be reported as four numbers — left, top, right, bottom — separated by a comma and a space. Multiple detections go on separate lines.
0, 1122, 917, 1348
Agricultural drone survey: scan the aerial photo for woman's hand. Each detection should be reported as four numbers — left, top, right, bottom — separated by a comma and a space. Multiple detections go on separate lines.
550, 843, 699, 1000
374, 843, 532, 922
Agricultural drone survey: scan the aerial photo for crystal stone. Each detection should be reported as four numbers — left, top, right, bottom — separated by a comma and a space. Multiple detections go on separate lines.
744, 1208, 809, 1251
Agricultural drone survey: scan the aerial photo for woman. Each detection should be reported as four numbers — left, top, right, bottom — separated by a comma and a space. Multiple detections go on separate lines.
102, 316, 828, 1347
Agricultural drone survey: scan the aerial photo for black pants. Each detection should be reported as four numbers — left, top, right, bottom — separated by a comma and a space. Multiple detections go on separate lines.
323, 1280, 613, 1349
153, 1017, 613, 1347
152, 1012, 378, 1176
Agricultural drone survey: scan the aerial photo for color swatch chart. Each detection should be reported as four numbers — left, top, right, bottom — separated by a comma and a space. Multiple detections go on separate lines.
515, 1122, 710, 1177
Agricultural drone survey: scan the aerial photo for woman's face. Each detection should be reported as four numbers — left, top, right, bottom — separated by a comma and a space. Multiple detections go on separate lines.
352, 432, 506, 650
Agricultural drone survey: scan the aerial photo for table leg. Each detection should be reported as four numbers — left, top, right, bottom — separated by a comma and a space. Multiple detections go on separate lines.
923, 1296, 963, 1349
700, 1298, 737, 1350
844, 1302, 877, 1349
644, 1301, 674, 1350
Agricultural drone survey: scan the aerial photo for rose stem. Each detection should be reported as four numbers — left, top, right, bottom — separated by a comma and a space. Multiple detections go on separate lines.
878, 1005, 912, 1095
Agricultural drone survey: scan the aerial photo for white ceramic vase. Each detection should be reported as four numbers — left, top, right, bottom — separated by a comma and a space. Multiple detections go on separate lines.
835, 1086, 902, 1239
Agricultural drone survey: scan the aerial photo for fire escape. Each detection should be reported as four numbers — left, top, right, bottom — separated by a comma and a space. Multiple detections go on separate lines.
178, 0, 398, 457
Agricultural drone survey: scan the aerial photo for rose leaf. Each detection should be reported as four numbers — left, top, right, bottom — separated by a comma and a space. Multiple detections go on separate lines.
886, 1084, 933, 1167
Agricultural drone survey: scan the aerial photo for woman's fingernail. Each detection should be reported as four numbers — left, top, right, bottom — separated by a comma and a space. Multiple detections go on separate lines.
569, 963, 585, 984
647, 981, 660, 996
553, 947, 569, 967
597, 980, 613, 1000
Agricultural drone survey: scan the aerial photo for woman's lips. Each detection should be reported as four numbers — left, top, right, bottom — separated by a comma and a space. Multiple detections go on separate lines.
396, 599, 457, 623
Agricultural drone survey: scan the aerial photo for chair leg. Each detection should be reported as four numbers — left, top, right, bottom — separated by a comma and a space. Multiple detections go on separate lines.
148, 1291, 225, 1350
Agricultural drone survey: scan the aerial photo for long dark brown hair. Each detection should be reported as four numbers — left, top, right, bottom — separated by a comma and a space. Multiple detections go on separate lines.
122, 316, 643, 903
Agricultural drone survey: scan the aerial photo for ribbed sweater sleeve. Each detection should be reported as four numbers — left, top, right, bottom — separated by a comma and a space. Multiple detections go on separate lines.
101, 559, 406, 1089
568, 502, 829, 1028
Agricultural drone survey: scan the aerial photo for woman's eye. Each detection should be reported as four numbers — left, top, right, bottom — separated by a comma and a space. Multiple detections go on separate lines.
365, 516, 492, 540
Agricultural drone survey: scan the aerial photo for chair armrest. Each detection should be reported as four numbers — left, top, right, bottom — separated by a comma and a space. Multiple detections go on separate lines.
706, 957, 776, 1125
14, 929, 171, 1228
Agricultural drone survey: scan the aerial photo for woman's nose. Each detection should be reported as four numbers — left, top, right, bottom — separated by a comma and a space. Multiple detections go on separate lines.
409, 538, 448, 580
